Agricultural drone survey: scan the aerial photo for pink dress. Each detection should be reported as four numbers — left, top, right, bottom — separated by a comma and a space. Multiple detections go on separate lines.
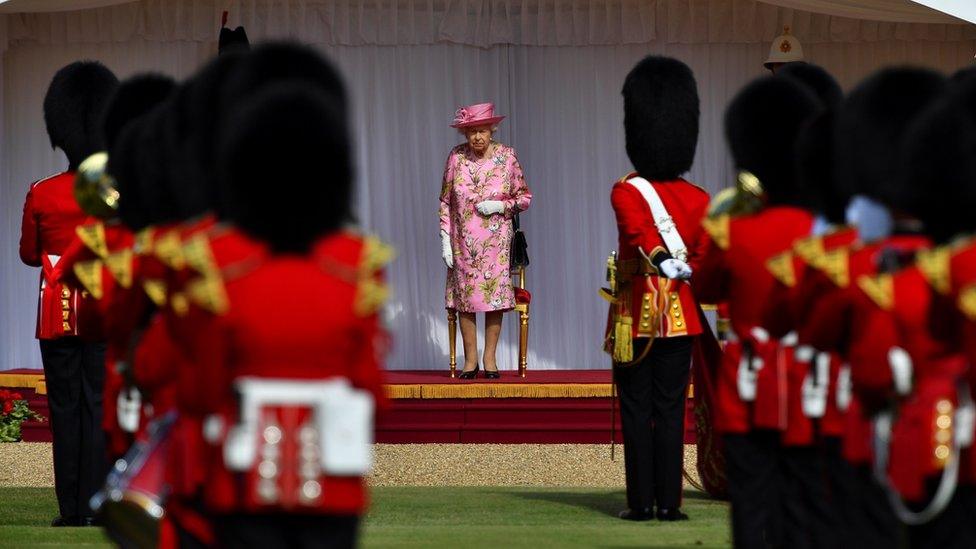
439, 142, 532, 313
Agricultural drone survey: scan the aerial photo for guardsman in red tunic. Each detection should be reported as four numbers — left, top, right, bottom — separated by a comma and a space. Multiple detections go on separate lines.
53, 74, 177, 460
694, 76, 820, 548
18, 61, 118, 528
884, 78, 976, 547
800, 67, 947, 547
757, 63, 846, 548
606, 56, 710, 523
181, 79, 388, 547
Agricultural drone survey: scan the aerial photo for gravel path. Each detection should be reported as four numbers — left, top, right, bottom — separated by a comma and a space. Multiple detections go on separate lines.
0, 442, 699, 489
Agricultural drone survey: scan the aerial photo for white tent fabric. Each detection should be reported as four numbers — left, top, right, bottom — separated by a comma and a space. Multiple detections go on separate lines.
0, 0, 136, 14
0, 0, 974, 372
757, 0, 968, 24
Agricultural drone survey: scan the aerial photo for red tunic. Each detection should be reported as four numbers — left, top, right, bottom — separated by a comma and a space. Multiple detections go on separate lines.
609, 174, 710, 339
182, 230, 390, 516
695, 206, 814, 434
19, 172, 99, 339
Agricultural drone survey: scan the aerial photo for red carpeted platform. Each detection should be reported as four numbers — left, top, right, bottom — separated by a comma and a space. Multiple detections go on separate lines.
2, 369, 696, 444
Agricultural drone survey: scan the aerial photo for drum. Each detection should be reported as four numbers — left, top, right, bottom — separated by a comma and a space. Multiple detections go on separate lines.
91, 412, 175, 549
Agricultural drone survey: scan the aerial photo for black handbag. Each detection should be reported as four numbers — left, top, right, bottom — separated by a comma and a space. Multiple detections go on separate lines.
511, 212, 529, 268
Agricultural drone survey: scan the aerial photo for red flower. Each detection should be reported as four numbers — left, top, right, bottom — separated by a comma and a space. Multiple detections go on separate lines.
11, 392, 21, 401
0, 389, 9, 400
2, 401, 12, 415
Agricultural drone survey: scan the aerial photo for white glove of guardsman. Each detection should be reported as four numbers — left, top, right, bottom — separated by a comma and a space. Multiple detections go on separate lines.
440, 230, 454, 269
476, 200, 505, 216
660, 258, 693, 280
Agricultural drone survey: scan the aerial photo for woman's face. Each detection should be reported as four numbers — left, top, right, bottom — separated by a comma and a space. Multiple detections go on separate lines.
464, 125, 493, 154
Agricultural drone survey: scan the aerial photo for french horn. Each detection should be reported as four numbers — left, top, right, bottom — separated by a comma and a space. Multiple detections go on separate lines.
74, 152, 119, 220
707, 170, 765, 218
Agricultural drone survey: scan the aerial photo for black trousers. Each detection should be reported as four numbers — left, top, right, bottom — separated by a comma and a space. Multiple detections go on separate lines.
215, 514, 359, 549
39, 337, 107, 520
724, 430, 782, 548
614, 336, 693, 511
779, 445, 839, 549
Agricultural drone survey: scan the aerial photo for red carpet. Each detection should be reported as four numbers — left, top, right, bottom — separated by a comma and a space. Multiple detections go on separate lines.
2, 369, 696, 444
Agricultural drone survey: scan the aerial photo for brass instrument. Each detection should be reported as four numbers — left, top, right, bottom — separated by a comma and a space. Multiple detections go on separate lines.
707, 170, 765, 218
74, 152, 119, 220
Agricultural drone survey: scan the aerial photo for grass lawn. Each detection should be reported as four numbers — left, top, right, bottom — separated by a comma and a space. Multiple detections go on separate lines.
0, 487, 731, 548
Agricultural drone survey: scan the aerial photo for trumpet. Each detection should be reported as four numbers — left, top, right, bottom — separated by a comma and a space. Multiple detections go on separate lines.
707, 170, 765, 218
74, 152, 119, 220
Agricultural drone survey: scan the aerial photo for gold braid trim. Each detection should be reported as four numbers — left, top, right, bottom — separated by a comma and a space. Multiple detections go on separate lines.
73, 260, 104, 299
701, 215, 730, 251
917, 247, 951, 295
104, 248, 134, 289
766, 251, 797, 288
857, 274, 894, 311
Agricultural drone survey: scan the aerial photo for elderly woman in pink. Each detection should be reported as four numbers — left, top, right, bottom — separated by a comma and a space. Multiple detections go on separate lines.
439, 103, 532, 380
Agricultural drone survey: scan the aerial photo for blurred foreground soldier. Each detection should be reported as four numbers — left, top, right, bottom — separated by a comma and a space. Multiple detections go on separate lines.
19, 61, 118, 527
764, 26, 805, 74
184, 82, 390, 549
800, 67, 947, 548
607, 56, 710, 522
695, 76, 821, 547
759, 64, 843, 548
884, 75, 976, 548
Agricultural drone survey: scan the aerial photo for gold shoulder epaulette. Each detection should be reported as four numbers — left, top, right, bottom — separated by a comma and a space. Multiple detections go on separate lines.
76, 223, 108, 259
958, 284, 976, 320
701, 215, 730, 251
766, 251, 797, 287
154, 230, 186, 270
182, 233, 219, 276
857, 274, 893, 311
359, 235, 397, 275
185, 275, 229, 315
354, 236, 396, 316
104, 248, 134, 289
819, 248, 850, 288
133, 227, 155, 255
73, 260, 104, 300
142, 279, 167, 306
916, 247, 951, 295
793, 236, 826, 269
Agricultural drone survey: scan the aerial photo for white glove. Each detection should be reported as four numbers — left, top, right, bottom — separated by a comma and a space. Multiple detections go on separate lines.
440, 230, 454, 269
476, 200, 505, 216
660, 258, 693, 280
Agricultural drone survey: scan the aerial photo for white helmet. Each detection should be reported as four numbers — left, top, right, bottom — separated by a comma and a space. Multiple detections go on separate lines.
764, 26, 805, 69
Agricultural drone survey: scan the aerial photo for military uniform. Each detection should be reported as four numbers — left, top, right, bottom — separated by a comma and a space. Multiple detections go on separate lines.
608, 173, 710, 516
19, 171, 108, 523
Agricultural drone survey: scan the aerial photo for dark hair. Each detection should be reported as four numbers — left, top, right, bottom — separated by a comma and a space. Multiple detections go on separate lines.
218, 83, 352, 253
724, 76, 821, 206
44, 61, 119, 169
622, 56, 700, 181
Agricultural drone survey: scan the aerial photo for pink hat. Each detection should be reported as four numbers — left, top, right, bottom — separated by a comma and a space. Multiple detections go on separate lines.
451, 102, 505, 128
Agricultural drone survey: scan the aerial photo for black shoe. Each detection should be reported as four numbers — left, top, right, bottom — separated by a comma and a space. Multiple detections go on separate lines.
655, 508, 688, 521
458, 365, 480, 379
81, 517, 102, 527
51, 516, 80, 527
618, 508, 654, 521
484, 368, 500, 379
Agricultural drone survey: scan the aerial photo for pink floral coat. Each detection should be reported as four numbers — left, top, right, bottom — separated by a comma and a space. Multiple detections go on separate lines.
439, 142, 532, 312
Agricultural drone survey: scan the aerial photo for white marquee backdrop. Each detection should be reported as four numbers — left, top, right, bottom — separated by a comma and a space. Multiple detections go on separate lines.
1, 2, 974, 371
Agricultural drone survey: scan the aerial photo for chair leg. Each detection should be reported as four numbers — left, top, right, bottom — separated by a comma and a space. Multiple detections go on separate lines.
447, 308, 458, 378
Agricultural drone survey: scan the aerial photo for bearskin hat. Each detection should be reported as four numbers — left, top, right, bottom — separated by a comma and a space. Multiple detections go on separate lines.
833, 67, 945, 216
724, 76, 821, 205
218, 82, 351, 253
622, 56, 700, 181
112, 104, 181, 231
776, 63, 842, 110
43, 61, 119, 169
794, 111, 845, 223
159, 51, 248, 220
218, 25, 250, 55
101, 73, 175, 153
900, 78, 976, 243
